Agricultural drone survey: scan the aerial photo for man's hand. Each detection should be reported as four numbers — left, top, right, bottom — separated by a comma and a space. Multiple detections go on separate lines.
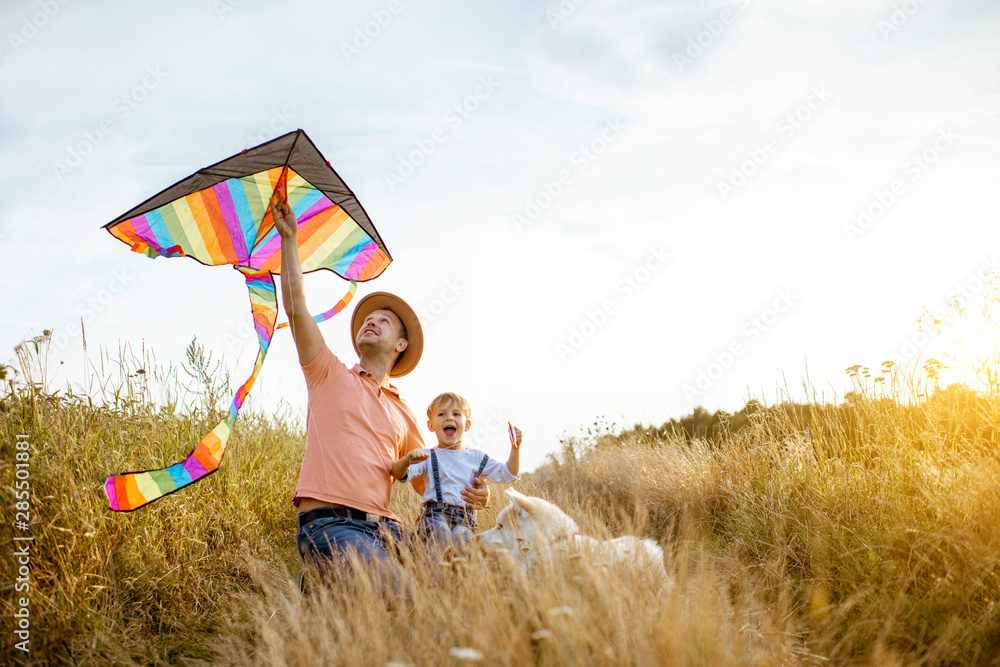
271, 200, 298, 239
461, 476, 490, 510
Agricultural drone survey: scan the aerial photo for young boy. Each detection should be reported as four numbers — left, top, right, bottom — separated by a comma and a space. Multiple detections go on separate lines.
392, 392, 522, 546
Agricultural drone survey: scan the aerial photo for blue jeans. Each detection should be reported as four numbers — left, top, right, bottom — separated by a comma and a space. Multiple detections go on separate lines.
297, 515, 410, 567
416, 503, 476, 546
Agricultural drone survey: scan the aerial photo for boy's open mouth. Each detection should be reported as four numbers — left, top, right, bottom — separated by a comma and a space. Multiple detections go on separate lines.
444, 426, 457, 436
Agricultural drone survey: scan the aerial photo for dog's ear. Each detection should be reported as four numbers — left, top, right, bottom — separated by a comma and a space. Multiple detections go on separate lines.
505, 489, 541, 516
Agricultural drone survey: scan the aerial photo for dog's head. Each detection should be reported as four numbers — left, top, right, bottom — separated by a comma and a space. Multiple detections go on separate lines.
479, 489, 578, 554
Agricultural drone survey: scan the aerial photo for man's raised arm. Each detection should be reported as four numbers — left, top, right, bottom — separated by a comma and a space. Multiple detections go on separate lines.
272, 200, 324, 366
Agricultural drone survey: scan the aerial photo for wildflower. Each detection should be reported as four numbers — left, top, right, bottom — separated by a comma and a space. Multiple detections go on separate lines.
449, 647, 484, 661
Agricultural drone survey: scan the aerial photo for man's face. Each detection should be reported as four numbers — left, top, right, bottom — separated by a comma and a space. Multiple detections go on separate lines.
427, 400, 471, 449
356, 309, 407, 357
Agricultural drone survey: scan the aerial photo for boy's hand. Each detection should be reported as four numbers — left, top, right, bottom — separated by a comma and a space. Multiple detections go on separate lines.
505, 424, 522, 477
270, 200, 298, 239
508, 422, 522, 449
392, 449, 429, 483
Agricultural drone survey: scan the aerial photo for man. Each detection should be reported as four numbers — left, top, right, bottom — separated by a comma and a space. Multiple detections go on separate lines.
270, 199, 489, 567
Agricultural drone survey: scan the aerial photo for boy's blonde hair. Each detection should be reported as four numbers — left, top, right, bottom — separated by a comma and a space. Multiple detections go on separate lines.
427, 392, 472, 420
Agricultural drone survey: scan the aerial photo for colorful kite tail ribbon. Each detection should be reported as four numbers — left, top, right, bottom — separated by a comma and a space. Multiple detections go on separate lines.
104, 267, 278, 511
275, 280, 357, 330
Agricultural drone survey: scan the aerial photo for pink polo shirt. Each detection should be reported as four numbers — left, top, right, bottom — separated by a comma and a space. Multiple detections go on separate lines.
294, 345, 425, 519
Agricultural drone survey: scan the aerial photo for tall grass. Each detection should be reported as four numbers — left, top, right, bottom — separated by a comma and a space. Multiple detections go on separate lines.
2, 341, 999, 665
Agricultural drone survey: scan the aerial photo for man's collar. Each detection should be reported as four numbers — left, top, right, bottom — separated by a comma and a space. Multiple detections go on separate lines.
351, 363, 399, 396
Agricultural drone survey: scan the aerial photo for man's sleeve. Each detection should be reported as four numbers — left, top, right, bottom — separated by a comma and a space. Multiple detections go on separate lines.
301, 344, 349, 389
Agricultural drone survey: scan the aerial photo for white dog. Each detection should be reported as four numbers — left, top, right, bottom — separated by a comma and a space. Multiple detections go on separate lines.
479, 489, 669, 586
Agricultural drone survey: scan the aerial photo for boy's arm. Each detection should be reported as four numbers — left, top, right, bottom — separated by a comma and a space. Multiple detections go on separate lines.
461, 426, 521, 507
400, 419, 427, 495
506, 426, 522, 477
391, 449, 429, 482
273, 200, 324, 366
506, 448, 520, 478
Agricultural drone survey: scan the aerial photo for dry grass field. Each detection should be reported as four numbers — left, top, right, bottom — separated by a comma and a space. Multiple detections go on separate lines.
2, 340, 999, 665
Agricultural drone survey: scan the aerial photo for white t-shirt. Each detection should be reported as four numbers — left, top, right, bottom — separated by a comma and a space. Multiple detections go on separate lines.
407, 447, 518, 506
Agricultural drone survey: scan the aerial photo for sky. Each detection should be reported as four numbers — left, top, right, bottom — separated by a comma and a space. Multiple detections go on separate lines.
2, 0, 999, 472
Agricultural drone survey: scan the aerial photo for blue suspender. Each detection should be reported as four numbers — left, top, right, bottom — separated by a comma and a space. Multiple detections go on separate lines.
430, 451, 490, 506
475, 454, 490, 479
430, 449, 444, 505
431, 449, 490, 505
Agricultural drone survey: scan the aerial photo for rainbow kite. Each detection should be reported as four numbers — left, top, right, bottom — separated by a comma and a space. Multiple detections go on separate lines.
103, 129, 389, 511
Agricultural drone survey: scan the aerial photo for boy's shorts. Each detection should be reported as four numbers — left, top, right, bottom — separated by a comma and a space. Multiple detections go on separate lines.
416, 501, 476, 544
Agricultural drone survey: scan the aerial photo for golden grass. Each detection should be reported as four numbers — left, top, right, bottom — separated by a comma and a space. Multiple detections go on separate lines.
2, 352, 999, 665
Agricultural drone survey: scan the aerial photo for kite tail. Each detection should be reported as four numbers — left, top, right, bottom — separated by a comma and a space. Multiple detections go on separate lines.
103, 267, 278, 511
275, 280, 357, 330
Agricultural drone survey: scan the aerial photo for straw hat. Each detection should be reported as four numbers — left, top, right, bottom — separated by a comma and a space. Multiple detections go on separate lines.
350, 292, 423, 377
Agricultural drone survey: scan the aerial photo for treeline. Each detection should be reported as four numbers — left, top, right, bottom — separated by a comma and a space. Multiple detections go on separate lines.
606, 382, 996, 451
